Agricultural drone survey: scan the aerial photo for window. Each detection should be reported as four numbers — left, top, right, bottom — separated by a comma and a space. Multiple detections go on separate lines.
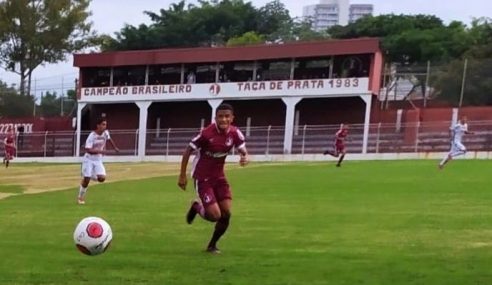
81, 68, 110, 87
112, 66, 146, 86
257, 59, 292, 81
149, 65, 181, 85
333, 54, 371, 78
219, 61, 255, 82
184, 63, 217, 83
294, 57, 331, 80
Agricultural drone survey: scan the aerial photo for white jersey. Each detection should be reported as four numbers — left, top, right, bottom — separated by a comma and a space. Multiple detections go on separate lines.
84, 130, 111, 161
450, 123, 468, 144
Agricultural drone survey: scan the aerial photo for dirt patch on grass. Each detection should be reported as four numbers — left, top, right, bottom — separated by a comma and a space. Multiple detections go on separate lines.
0, 162, 179, 199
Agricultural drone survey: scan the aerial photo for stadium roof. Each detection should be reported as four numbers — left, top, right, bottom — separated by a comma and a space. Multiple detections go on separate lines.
74, 38, 380, 68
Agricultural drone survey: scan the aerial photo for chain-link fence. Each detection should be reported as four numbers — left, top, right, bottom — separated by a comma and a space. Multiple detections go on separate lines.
2, 121, 492, 158
379, 58, 492, 109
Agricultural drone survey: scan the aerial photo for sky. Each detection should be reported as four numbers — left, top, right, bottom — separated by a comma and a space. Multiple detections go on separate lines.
0, 0, 490, 97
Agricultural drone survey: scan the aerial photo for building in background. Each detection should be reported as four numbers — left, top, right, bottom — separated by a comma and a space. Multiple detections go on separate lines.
303, 0, 373, 31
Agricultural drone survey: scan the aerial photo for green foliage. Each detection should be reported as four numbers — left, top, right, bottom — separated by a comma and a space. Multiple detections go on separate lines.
328, 14, 475, 64
0, 80, 34, 117
38, 89, 77, 117
0, 0, 96, 96
103, 0, 328, 51
226, 31, 265, 46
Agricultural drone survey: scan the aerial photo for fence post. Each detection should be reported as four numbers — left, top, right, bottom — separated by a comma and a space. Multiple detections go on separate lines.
265, 125, 272, 155
166, 128, 171, 157
459, 58, 468, 108
414, 121, 420, 152
43, 131, 48, 157
376, 122, 381, 154
301, 125, 307, 155
73, 131, 77, 157
134, 129, 139, 156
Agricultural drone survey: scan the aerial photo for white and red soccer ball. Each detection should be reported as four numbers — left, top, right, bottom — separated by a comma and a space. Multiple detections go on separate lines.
73, 217, 112, 256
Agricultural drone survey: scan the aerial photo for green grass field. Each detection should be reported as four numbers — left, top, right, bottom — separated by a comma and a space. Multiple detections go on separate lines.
1, 160, 492, 285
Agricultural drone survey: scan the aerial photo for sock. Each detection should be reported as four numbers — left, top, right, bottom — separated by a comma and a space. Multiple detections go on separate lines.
337, 154, 345, 165
78, 185, 87, 199
208, 215, 230, 249
439, 155, 449, 166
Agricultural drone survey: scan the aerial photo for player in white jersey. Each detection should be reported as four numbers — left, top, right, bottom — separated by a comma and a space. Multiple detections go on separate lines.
77, 117, 119, 204
439, 116, 474, 169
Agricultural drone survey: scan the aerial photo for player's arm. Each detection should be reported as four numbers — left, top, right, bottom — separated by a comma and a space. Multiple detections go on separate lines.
237, 146, 249, 167
178, 132, 205, 190
235, 129, 249, 167
178, 146, 194, 190
108, 138, 120, 153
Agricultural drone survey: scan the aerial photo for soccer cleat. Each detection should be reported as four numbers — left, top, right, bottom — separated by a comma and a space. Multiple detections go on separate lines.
206, 246, 221, 254
77, 198, 86, 205
336, 163, 341, 167
186, 200, 200, 224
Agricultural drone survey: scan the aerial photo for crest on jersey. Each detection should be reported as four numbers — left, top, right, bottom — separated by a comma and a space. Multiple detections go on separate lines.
225, 137, 233, 146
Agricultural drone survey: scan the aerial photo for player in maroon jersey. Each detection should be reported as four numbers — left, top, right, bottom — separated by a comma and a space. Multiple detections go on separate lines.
323, 123, 349, 167
3, 128, 16, 168
178, 103, 249, 254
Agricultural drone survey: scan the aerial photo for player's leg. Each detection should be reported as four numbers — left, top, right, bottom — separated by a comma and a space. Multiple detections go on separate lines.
336, 145, 346, 167
94, 161, 107, 183
78, 160, 93, 204
187, 179, 221, 224
206, 178, 233, 253
323, 145, 339, 157
451, 142, 467, 158
5, 149, 12, 168
439, 143, 457, 169
206, 199, 231, 254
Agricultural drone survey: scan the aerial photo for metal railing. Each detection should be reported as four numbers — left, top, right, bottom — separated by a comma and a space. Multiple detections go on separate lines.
1, 121, 491, 157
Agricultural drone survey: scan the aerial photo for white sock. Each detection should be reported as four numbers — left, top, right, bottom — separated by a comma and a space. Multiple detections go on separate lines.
78, 185, 87, 199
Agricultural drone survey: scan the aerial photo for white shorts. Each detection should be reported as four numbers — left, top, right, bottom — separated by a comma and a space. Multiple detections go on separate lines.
449, 141, 466, 157
81, 159, 106, 178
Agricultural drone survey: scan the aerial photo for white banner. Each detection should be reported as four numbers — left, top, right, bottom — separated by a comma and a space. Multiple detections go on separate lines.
80, 77, 370, 103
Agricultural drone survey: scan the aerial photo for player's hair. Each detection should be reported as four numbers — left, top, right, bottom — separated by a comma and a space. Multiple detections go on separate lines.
96, 117, 107, 126
217, 103, 234, 113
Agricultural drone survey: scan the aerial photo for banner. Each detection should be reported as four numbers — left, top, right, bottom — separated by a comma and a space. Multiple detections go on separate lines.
80, 77, 370, 103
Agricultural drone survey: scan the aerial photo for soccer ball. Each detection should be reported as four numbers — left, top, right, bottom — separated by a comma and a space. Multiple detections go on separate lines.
73, 217, 112, 256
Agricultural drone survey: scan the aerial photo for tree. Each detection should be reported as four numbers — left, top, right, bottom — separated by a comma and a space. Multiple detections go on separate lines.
37, 89, 77, 117
431, 31, 492, 106
0, 80, 35, 117
0, 0, 96, 96
103, 0, 327, 51
328, 15, 492, 105
226, 31, 265, 46
38, 91, 59, 117
256, 0, 292, 40
328, 15, 470, 64
104, 0, 260, 50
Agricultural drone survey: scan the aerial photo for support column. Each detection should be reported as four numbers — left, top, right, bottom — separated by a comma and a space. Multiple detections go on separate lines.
361, 94, 373, 154
136, 101, 152, 158
208, 99, 223, 123
282, 97, 302, 154
75, 102, 87, 157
